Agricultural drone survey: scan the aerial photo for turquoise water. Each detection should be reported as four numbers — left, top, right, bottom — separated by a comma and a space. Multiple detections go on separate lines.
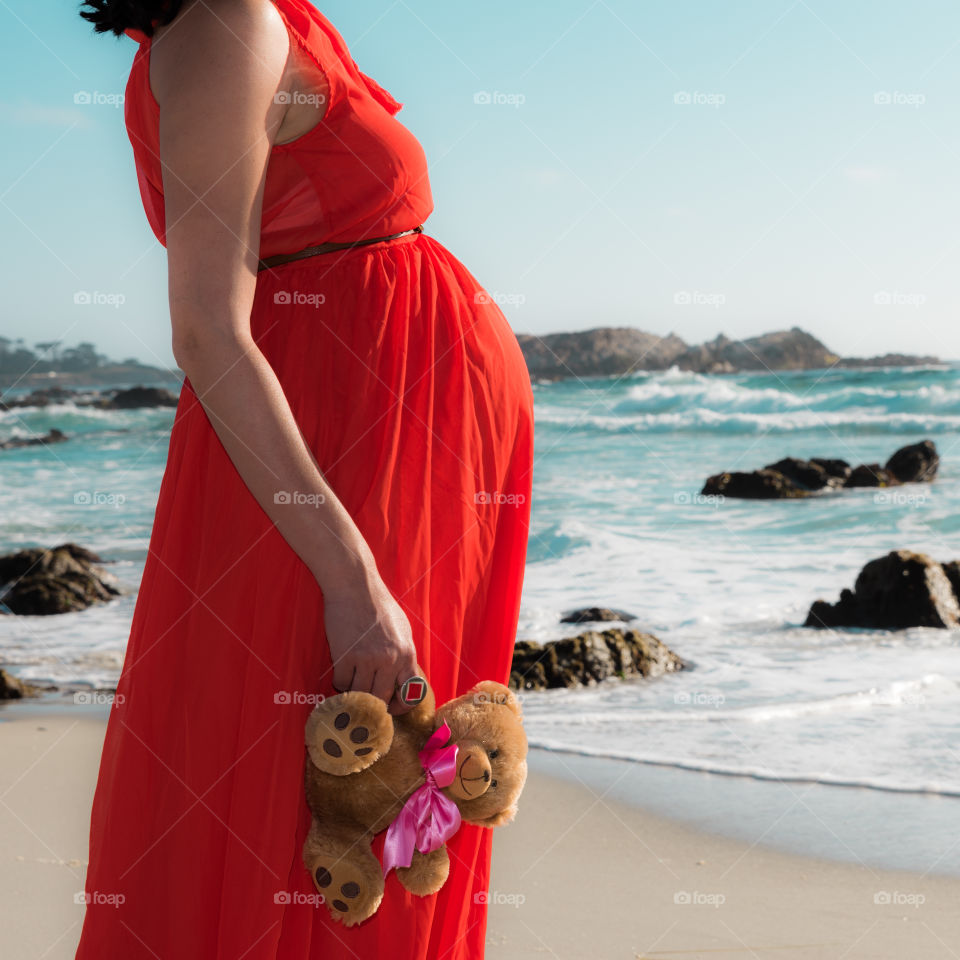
2, 366, 960, 797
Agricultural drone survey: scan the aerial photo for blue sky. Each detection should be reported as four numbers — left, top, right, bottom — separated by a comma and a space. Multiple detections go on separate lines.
2, 0, 960, 368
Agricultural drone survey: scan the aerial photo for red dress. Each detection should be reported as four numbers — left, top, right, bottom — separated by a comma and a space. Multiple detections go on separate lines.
74, 1, 533, 957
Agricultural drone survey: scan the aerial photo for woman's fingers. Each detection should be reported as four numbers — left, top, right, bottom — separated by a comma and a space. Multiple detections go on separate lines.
370, 668, 397, 708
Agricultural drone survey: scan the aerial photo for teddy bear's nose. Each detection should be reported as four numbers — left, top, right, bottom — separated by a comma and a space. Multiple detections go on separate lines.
483, 770, 490, 783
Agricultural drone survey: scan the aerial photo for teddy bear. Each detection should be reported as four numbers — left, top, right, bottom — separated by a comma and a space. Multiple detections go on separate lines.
302, 674, 528, 926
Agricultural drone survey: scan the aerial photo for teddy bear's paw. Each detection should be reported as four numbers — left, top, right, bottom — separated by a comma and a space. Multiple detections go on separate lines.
305, 692, 394, 776
310, 855, 384, 926
395, 845, 450, 897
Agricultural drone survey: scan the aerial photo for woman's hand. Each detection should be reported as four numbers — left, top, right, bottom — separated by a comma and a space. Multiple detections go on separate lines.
322, 564, 419, 715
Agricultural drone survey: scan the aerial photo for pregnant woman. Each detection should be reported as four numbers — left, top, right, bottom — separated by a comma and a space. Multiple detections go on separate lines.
74, 0, 533, 957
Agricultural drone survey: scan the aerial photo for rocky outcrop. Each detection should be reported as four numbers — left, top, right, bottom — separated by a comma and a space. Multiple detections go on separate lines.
509, 628, 687, 690
0, 544, 121, 616
0, 668, 41, 700
806, 551, 960, 630
0, 429, 67, 450
702, 441, 938, 499
516, 328, 687, 380
514, 326, 936, 381
102, 386, 178, 409
560, 607, 637, 624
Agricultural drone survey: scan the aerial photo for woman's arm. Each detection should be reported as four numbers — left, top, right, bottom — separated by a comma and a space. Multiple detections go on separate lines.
150, 0, 417, 711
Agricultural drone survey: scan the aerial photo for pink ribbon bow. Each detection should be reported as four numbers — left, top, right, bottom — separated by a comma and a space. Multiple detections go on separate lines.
381, 721, 462, 876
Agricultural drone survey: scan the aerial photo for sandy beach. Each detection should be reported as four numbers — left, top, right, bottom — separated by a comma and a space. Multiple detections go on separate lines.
1, 702, 958, 960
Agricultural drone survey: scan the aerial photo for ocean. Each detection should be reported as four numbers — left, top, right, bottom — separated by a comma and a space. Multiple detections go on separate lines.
2, 365, 960, 802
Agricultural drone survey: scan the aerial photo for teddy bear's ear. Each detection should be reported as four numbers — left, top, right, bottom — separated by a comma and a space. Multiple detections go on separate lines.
470, 681, 523, 718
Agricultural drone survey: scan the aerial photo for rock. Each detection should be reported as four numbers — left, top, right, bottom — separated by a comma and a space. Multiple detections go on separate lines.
513, 327, 939, 381
0, 544, 120, 616
516, 328, 688, 380
560, 607, 637, 624
764, 458, 844, 492
509, 628, 687, 691
103, 386, 178, 409
845, 463, 898, 488
0, 669, 40, 700
703, 442, 936, 499
702, 469, 810, 499
885, 440, 939, 483
810, 458, 852, 482
805, 550, 960, 630
0, 428, 68, 451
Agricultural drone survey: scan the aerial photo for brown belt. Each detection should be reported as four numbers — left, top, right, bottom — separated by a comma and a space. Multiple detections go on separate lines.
257, 225, 424, 272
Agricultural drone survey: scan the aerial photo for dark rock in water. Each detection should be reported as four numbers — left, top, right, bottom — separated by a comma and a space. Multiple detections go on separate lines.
764, 458, 844, 492
703, 441, 936, 499
805, 551, 960, 630
942, 561, 960, 603
810, 458, 852, 482
560, 607, 637, 624
845, 463, 898, 488
702, 469, 810, 499
0, 668, 40, 699
103, 386, 178, 409
509, 628, 687, 691
0, 429, 67, 451
0, 543, 121, 616
885, 440, 939, 483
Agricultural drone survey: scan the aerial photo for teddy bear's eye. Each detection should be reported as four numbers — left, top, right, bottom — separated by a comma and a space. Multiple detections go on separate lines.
488, 749, 499, 760
490, 779, 498, 789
